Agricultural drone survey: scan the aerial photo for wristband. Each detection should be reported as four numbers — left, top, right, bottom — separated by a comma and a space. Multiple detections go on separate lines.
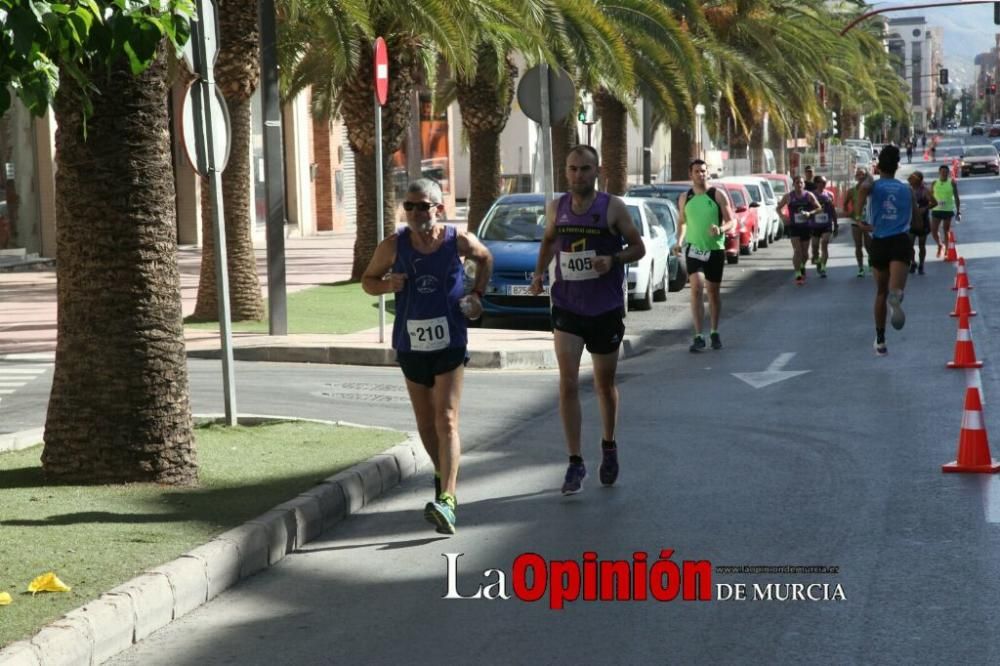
471, 289, 484, 298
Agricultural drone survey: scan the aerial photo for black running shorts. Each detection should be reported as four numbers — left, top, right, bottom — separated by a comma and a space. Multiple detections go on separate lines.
397, 347, 469, 388
870, 233, 913, 270
551, 305, 626, 355
685, 249, 725, 284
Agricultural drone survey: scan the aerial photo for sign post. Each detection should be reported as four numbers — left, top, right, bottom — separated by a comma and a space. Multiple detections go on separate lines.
181, 0, 237, 426
374, 37, 389, 343
516, 65, 575, 201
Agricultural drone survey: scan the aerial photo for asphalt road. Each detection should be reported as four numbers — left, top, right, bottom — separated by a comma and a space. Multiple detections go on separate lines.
101, 160, 1000, 663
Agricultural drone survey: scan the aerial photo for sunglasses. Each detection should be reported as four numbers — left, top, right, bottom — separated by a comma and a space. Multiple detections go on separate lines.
402, 201, 439, 212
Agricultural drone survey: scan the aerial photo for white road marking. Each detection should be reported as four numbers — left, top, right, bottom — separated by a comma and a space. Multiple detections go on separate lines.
733, 353, 811, 389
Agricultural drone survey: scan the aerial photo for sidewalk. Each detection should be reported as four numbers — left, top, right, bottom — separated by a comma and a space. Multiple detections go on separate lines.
0, 228, 603, 368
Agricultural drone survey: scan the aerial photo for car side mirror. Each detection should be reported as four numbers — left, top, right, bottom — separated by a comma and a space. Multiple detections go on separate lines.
749, 201, 760, 208
735, 205, 748, 213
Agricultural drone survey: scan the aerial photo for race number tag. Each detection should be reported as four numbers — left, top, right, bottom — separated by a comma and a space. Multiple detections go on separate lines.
559, 250, 599, 281
687, 245, 711, 262
793, 212, 808, 225
814, 213, 829, 225
406, 316, 450, 352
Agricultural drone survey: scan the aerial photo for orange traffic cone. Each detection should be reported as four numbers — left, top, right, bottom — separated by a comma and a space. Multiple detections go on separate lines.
945, 231, 958, 262
952, 257, 973, 291
950, 286, 977, 317
947, 314, 983, 369
942, 388, 1000, 473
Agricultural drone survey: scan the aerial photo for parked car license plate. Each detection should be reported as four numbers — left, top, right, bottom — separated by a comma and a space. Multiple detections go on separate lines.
508, 285, 547, 296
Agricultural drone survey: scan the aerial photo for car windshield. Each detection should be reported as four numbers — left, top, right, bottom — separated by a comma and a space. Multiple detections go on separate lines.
768, 179, 787, 196
758, 181, 775, 201
744, 184, 762, 203
479, 203, 546, 241
626, 205, 648, 236
645, 201, 675, 234
655, 187, 688, 207
965, 146, 997, 157
727, 188, 746, 207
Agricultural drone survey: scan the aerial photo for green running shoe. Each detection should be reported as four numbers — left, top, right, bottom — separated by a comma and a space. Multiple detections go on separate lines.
424, 493, 457, 535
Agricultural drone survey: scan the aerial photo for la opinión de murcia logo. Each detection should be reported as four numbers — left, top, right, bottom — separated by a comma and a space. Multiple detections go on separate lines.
443, 551, 711, 608
443, 552, 846, 606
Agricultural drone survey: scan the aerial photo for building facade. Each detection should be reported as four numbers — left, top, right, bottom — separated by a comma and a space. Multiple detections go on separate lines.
886, 16, 943, 133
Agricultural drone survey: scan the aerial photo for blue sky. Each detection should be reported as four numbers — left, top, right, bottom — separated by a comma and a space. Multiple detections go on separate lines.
875, 0, 995, 86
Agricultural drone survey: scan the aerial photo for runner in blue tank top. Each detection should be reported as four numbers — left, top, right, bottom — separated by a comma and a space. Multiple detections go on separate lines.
855, 145, 919, 356
529, 145, 645, 495
362, 178, 493, 535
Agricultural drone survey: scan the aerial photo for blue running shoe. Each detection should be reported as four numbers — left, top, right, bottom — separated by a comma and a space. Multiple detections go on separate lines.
599, 446, 619, 486
424, 493, 457, 535
562, 462, 587, 495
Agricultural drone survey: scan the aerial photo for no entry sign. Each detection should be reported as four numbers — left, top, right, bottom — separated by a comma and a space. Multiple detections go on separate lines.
374, 37, 389, 106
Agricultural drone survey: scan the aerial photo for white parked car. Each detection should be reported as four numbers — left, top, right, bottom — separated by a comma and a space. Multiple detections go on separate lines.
720, 176, 776, 248
621, 196, 670, 310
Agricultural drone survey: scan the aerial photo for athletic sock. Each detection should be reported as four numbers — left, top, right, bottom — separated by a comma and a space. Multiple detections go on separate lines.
569, 455, 584, 465
876, 328, 886, 344
601, 439, 616, 451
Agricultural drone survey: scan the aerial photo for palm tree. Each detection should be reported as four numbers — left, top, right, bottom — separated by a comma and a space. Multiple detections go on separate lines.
192, 0, 266, 322
453, 46, 520, 234
280, 0, 474, 279
45, 46, 197, 484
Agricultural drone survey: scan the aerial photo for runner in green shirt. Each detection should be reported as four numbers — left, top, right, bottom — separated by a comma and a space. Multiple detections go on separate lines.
675, 159, 736, 352
930, 165, 960, 258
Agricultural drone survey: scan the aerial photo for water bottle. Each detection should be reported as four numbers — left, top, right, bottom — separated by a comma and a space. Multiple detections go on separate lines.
459, 294, 482, 320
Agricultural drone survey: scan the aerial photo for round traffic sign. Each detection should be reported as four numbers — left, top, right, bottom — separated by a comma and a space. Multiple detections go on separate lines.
516, 65, 575, 124
179, 82, 231, 176
374, 37, 389, 106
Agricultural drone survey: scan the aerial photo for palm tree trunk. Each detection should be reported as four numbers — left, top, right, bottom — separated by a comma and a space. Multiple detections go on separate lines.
594, 89, 627, 194
351, 144, 394, 279
750, 122, 765, 172
551, 113, 577, 193
192, 94, 265, 321
45, 48, 196, 484
670, 126, 693, 182
466, 129, 501, 235
769, 125, 786, 173
457, 50, 517, 235
192, 0, 264, 321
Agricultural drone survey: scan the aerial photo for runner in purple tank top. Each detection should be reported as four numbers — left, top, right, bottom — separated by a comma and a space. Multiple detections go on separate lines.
362, 178, 493, 535
529, 145, 645, 495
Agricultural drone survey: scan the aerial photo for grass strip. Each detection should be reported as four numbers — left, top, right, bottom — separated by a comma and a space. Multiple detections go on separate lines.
184, 281, 395, 334
0, 421, 406, 647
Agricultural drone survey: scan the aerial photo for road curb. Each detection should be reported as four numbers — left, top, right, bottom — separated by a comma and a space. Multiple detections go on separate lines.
0, 428, 44, 455
0, 417, 429, 666
185, 332, 649, 369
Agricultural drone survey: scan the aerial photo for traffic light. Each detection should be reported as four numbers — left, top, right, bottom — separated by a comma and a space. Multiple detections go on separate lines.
578, 110, 586, 122
830, 110, 838, 137
994, 2, 1000, 25
992, 83, 998, 95
939, 69, 949, 85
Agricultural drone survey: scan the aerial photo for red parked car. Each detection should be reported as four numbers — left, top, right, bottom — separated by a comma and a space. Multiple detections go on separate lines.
713, 179, 761, 262
661, 180, 741, 265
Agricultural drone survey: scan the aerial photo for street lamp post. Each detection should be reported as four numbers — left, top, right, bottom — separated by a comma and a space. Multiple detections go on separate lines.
694, 104, 706, 160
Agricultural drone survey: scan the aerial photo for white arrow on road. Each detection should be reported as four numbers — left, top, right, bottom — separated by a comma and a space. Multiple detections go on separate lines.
733, 353, 810, 389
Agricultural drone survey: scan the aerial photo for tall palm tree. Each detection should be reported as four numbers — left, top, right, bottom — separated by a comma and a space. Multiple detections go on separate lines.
45, 45, 197, 484
280, 0, 474, 279
192, 0, 266, 322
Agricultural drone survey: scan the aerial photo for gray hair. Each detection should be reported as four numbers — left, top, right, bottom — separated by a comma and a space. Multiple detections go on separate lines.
407, 178, 443, 204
